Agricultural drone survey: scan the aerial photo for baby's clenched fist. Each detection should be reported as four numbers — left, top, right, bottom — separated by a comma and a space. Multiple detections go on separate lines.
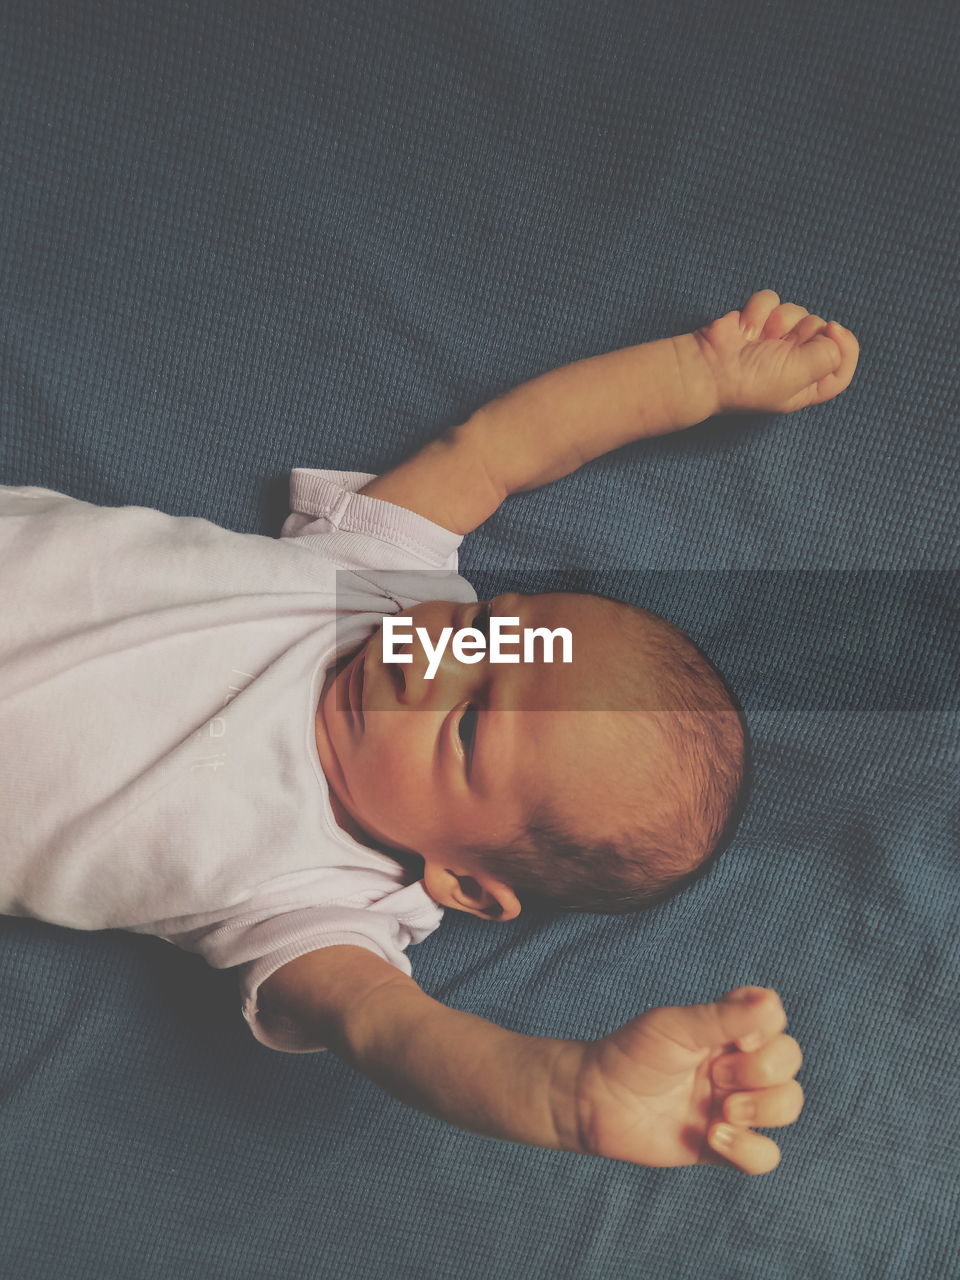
563, 986, 804, 1175
694, 289, 860, 416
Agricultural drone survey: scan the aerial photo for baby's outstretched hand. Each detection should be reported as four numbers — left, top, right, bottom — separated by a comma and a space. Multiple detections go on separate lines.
695, 289, 860, 415
569, 986, 803, 1174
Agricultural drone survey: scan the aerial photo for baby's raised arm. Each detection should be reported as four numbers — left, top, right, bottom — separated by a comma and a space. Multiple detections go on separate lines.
359, 289, 859, 535
258, 947, 803, 1175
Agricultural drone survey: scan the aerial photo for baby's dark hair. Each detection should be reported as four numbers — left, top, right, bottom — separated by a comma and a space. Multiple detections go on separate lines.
466, 594, 750, 915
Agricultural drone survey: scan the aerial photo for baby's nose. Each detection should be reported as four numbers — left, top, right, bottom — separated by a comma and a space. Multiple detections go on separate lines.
399, 631, 461, 704
393, 603, 470, 706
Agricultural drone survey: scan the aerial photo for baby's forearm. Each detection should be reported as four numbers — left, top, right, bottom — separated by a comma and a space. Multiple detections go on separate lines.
321, 952, 586, 1152
466, 330, 718, 498
359, 295, 853, 536
357, 328, 719, 533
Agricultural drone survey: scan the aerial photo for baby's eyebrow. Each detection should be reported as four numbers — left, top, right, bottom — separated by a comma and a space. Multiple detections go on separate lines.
484, 592, 509, 631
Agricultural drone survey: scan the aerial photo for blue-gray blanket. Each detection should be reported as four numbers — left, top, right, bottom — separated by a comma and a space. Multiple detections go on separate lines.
1, 2, 957, 1277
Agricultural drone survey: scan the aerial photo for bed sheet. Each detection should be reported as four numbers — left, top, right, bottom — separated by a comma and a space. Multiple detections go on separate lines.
1, 2, 957, 1276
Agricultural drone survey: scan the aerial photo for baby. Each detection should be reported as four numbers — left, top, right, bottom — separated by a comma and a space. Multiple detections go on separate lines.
1, 289, 858, 1176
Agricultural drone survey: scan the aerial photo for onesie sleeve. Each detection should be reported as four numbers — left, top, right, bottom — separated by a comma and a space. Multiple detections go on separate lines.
169, 880, 443, 1054
280, 468, 465, 571
236, 903, 438, 1053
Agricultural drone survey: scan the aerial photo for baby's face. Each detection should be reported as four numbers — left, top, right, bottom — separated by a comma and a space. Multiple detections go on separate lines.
314, 593, 661, 881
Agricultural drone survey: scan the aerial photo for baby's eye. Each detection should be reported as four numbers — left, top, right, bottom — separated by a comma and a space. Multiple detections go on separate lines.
472, 602, 491, 638
458, 704, 479, 755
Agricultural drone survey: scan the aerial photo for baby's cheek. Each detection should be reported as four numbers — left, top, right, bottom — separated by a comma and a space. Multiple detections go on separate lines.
362, 715, 426, 791
360, 725, 439, 846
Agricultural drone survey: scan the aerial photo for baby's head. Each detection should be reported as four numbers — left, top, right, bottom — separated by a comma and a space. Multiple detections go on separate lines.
315, 592, 748, 921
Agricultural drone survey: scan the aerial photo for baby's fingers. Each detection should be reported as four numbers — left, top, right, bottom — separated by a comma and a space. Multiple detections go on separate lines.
798, 322, 860, 405
708, 1123, 783, 1175
739, 289, 781, 337
824, 322, 860, 389
712, 1033, 804, 1092
789, 314, 827, 343
792, 330, 844, 385
723, 1079, 805, 1129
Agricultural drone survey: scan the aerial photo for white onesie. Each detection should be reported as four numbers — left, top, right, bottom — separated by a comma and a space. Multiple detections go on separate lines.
0, 470, 477, 1051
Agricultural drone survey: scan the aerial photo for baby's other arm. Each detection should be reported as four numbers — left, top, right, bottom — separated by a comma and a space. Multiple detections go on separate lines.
358, 290, 858, 535
258, 947, 803, 1174
357, 328, 714, 535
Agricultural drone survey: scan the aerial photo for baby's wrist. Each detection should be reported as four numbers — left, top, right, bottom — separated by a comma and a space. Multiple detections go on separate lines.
672, 331, 724, 421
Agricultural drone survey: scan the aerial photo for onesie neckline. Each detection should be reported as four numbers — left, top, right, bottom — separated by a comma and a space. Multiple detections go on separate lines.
306, 641, 428, 888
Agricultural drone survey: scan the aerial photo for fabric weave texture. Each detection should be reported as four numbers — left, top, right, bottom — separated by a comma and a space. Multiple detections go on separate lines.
0, 1, 957, 1277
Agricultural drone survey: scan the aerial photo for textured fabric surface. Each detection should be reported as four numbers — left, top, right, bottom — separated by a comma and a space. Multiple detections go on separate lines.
1, 1, 957, 1277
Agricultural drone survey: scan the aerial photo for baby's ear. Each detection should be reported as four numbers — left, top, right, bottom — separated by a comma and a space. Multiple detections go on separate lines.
421, 862, 521, 920
452, 873, 521, 922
